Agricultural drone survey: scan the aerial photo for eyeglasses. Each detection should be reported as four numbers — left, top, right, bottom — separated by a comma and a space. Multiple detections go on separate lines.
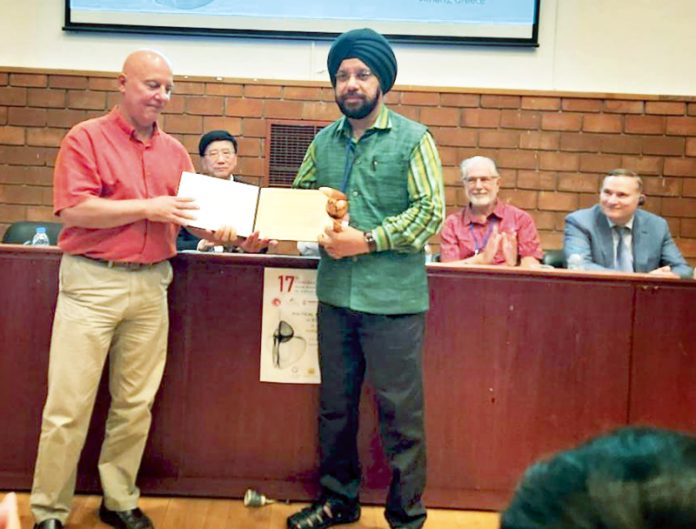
335, 70, 374, 83
205, 149, 235, 160
463, 176, 499, 185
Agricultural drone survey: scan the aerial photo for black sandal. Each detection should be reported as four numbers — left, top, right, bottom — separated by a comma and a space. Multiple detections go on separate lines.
287, 497, 361, 529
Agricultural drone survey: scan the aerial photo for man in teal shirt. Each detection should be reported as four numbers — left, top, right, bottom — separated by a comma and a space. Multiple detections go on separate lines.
288, 28, 444, 529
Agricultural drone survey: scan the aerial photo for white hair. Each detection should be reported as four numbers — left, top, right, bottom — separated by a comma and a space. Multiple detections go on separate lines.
459, 156, 500, 183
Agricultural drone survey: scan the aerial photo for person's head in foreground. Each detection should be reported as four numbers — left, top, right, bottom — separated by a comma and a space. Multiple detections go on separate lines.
501, 426, 696, 529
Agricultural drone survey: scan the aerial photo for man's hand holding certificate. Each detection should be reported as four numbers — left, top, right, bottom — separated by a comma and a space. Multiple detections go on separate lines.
177, 172, 334, 243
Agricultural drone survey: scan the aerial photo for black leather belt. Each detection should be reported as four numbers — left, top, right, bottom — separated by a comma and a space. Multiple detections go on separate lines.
78, 254, 165, 270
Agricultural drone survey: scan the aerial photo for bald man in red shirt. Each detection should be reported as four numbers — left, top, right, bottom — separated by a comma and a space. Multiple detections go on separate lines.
30, 50, 233, 529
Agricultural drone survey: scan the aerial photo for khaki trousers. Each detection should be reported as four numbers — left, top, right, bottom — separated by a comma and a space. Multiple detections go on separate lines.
31, 254, 173, 524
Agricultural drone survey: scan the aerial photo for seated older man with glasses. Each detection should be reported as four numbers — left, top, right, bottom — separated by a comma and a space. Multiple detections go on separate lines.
439, 155, 543, 267
198, 129, 239, 181
177, 130, 272, 253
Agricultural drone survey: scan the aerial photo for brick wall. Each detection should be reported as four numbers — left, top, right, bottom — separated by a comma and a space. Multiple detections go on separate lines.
1, 67, 695, 262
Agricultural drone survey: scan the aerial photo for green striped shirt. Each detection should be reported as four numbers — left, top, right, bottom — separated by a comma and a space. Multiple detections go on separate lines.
293, 104, 445, 313
294, 105, 444, 253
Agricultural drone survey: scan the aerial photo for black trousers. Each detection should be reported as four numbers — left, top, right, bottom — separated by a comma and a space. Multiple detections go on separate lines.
317, 302, 427, 529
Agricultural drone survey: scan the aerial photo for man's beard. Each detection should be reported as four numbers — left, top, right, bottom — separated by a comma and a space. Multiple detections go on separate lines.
469, 194, 493, 208
336, 88, 381, 119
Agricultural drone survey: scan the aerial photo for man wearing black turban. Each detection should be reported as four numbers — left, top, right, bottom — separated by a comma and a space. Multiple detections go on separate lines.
288, 28, 445, 529
326, 27, 398, 95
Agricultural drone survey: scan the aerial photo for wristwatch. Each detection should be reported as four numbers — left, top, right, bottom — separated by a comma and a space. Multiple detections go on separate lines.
363, 231, 377, 253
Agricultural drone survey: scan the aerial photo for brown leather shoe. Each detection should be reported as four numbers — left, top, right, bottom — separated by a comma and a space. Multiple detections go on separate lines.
33, 520, 63, 529
99, 503, 153, 529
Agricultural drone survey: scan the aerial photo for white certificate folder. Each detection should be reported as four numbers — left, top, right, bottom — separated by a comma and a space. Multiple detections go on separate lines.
177, 172, 330, 241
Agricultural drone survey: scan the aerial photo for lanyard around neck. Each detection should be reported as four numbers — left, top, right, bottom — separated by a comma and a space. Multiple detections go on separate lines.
339, 138, 357, 193
469, 218, 497, 255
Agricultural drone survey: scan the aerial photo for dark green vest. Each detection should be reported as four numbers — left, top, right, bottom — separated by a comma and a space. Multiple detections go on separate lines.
312, 109, 430, 314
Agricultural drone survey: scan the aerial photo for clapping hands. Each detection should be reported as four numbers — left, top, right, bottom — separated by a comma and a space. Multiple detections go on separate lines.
477, 225, 518, 266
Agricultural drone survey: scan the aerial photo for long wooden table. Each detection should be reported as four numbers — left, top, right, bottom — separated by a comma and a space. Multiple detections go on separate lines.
1, 246, 695, 510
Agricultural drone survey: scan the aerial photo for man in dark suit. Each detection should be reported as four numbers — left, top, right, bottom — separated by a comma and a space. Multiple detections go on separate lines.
176, 130, 238, 251
564, 169, 692, 278
176, 130, 270, 253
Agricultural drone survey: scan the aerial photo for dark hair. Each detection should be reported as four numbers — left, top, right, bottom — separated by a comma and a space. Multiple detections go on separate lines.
501, 427, 696, 529
198, 130, 238, 157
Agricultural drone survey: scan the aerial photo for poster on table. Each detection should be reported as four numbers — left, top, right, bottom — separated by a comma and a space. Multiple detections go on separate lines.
260, 267, 320, 384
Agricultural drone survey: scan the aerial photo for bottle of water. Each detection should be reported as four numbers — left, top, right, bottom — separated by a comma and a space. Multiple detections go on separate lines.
566, 253, 583, 270
424, 243, 433, 264
31, 226, 50, 246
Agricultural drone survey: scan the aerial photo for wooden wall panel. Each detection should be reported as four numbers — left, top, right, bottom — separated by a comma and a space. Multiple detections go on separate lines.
1, 247, 695, 511
629, 285, 696, 430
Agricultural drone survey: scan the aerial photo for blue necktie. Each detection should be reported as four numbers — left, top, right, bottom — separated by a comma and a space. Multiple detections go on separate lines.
614, 226, 633, 272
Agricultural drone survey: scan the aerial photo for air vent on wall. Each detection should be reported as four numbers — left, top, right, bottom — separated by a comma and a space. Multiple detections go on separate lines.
266, 121, 327, 187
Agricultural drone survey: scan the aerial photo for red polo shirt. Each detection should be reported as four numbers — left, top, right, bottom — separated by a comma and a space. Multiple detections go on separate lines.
54, 108, 194, 263
440, 201, 544, 264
